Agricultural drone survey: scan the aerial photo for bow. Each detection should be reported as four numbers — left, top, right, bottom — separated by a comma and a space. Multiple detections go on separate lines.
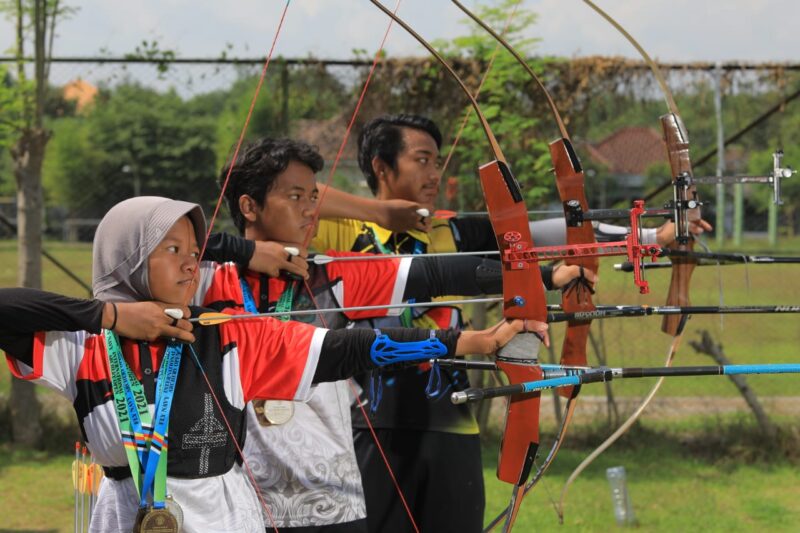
448, 2, 597, 527
557, 0, 704, 519
367, 2, 550, 531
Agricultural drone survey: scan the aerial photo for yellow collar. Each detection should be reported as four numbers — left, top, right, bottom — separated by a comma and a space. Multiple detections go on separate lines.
363, 221, 431, 247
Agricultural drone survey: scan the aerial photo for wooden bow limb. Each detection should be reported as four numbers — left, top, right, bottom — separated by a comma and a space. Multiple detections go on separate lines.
367, 4, 550, 532
556, 1, 706, 521
449, 2, 605, 527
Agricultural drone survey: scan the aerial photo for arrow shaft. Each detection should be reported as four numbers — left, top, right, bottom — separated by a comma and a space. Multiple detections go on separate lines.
313, 250, 499, 264
193, 297, 504, 324
662, 249, 800, 264
547, 304, 800, 323
452, 363, 800, 404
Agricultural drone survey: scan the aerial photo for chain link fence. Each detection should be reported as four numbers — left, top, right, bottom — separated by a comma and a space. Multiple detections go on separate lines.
2, 57, 799, 412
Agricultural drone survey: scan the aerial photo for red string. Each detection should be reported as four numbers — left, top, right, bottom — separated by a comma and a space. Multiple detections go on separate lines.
188, 345, 280, 532
303, 280, 420, 533
296, 1, 420, 529
302, 0, 402, 250
198, 1, 292, 267
439, 3, 519, 178
181, 2, 293, 531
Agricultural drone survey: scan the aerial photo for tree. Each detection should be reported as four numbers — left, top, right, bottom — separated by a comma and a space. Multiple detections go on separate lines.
0, 0, 74, 447
44, 84, 219, 219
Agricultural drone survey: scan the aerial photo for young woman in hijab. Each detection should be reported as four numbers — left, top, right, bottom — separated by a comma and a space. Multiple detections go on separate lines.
0, 196, 542, 533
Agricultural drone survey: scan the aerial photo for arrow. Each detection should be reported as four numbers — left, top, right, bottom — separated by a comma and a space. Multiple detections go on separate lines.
616, 251, 800, 274
546, 304, 800, 323
191, 297, 504, 326
451, 363, 800, 404
311, 250, 500, 265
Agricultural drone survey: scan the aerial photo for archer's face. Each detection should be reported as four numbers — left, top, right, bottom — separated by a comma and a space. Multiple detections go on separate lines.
242, 160, 319, 245
147, 216, 200, 305
378, 127, 441, 208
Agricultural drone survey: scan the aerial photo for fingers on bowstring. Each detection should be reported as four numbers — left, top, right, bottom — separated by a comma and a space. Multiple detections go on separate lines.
284, 255, 310, 280
165, 325, 196, 344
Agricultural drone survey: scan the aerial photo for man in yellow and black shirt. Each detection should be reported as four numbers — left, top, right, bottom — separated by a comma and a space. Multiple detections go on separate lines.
314, 115, 538, 533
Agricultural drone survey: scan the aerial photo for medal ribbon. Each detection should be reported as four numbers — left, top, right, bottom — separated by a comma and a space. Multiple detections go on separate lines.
239, 275, 296, 321
105, 330, 183, 509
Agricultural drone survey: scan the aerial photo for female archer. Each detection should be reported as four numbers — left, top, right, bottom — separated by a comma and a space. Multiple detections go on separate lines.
0, 196, 540, 533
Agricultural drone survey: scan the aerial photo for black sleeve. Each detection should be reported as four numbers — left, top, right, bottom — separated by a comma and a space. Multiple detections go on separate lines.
449, 217, 498, 252
0, 288, 105, 365
313, 327, 460, 383
404, 251, 555, 299
202, 232, 255, 267
404, 256, 502, 298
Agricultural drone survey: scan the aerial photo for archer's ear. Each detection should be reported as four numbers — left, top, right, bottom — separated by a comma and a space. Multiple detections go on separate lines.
238, 194, 259, 222
372, 156, 390, 183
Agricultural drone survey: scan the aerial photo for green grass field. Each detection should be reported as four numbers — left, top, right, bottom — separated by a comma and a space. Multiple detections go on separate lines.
2, 419, 799, 532
0, 238, 799, 530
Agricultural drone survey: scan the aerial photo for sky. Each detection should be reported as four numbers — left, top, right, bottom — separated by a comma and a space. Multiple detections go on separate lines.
1, 0, 798, 64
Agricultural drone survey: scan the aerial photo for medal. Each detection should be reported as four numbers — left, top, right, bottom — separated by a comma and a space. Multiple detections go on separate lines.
105, 332, 184, 533
253, 399, 294, 426
139, 507, 179, 533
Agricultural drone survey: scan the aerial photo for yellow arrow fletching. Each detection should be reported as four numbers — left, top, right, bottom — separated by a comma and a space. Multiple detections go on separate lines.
91, 463, 104, 493
197, 312, 235, 326
71, 460, 81, 490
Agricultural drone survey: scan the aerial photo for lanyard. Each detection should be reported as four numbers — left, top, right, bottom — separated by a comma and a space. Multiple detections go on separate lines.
367, 228, 425, 326
239, 274, 296, 321
105, 330, 183, 509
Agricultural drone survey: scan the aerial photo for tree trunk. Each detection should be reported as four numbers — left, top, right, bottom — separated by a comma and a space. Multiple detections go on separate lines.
9, 127, 49, 447
689, 330, 778, 440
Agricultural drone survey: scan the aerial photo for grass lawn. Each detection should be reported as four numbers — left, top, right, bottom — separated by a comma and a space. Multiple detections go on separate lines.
482, 423, 800, 532
2, 418, 799, 532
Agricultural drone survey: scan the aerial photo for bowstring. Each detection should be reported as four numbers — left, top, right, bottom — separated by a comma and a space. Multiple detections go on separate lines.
179, 2, 293, 531
295, 2, 421, 531
302, 283, 421, 533
302, 0, 402, 250
439, 2, 519, 178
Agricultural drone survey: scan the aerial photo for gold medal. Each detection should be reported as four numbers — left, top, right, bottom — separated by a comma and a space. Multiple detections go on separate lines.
253, 399, 294, 426
139, 507, 179, 533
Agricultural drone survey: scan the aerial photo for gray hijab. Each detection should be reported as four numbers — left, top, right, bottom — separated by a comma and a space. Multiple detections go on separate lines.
92, 196, 207, 302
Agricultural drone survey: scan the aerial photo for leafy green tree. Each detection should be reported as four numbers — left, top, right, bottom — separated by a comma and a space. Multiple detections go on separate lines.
214, 61, 349, 168
431, 0, 555, 210
0, 0, 75, 448
44, 84, 219, 217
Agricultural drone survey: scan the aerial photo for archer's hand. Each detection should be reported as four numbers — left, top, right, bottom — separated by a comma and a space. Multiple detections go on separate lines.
376, 199, 432, 233
248, 241, 309, 279
103, 302, 195, 343
456, 318, 549, 356
552, 264, 599, 290
656, 218, 713, 247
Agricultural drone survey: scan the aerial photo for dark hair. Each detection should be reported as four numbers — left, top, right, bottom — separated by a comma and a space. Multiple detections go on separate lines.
357, 114, 442, 195
219, 138, 324, 234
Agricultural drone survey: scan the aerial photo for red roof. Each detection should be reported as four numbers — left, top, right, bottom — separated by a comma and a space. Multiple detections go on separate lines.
292, 111, 359, 161
585, 126, 666, 174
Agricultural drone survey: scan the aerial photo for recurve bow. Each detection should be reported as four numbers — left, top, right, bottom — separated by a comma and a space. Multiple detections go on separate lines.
367, 2, 550, 531
557, 0, 703, 520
